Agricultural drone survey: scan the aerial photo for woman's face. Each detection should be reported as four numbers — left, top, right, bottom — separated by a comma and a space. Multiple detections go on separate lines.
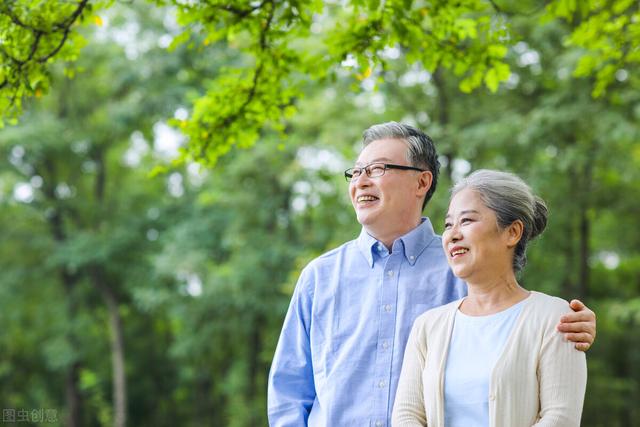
442, 189, 519, 283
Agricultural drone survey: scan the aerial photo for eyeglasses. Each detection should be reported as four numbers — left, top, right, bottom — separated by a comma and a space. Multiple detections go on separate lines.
344, 162, 426, 182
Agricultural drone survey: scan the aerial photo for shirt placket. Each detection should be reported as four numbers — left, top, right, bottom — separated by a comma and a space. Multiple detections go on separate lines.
371, 250, 400, 427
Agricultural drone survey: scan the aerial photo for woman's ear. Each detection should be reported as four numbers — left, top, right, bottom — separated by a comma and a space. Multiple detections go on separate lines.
506, 220, 524, 248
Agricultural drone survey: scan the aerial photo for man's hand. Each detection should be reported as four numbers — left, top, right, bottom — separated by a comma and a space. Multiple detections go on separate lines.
557, 299, 596, 352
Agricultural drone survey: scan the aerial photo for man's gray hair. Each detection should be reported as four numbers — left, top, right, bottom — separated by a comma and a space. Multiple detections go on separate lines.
451, 169, 548, 272
362, 121, 440, 209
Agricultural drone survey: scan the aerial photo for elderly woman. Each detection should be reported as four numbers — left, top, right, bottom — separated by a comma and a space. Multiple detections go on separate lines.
392, 170, 587, 427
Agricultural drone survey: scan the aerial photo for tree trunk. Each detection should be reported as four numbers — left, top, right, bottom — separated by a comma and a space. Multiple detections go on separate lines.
578, 208, 590, 299
92, 271, 127, 427
247, 317, 263, 426
561, 222, 575, 298
433, 69, 454, 182
61, 273, 83, 427
577, 144, 596, 299
44, 94, 83, 427
562, 165, 581, 299
43, 187, 82, 427
91, 147, 127, 427
65, 360, 82, 426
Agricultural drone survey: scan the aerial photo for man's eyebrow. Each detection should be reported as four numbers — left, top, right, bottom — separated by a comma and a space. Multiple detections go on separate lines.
354, 157, 394, 166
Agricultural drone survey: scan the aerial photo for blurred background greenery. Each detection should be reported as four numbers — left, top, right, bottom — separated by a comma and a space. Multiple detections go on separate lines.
1, 1, 639, 426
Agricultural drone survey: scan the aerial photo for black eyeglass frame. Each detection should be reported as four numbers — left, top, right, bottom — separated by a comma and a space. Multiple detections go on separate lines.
344, 162, 427, 182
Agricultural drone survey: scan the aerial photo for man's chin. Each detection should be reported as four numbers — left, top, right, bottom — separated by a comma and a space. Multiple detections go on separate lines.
356, 211, 376, 227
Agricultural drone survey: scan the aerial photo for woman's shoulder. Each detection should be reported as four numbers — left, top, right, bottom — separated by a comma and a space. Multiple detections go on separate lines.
414, 298, 462, 328
409, 299, 462, 348
521, 291, 572, 330
528, 291, 571, 314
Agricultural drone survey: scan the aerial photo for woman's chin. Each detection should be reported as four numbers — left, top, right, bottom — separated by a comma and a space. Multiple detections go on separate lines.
450, 265, 471, 280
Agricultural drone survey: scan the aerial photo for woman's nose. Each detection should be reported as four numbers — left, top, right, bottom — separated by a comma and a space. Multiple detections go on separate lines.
449, 224, 462, 242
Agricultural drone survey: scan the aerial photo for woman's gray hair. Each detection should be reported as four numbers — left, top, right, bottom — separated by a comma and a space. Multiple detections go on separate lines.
451, 169, 548, 272
362, 121, 440, 209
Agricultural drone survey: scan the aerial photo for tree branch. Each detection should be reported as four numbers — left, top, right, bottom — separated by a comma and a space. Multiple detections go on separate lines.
204, 0, 269, 19
196, 0, 276, 158
197, 61, 265, 158
486, 0, 545, 17
54, 0, 90, 31
38, 25, 73, 63
0, 2, 49, 33
259, 0, 275, 50
0, 0, 90, 66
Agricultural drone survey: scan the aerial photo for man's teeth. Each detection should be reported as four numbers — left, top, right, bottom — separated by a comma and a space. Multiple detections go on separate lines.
451, 248, 469, 256
357, 195, 377, 202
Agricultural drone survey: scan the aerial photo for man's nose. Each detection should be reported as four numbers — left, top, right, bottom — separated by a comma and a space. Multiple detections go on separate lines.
354, 172, 372, 187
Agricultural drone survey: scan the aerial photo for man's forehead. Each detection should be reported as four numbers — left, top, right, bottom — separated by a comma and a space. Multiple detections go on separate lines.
355, 138, 408, 164
354, 156, 394, 166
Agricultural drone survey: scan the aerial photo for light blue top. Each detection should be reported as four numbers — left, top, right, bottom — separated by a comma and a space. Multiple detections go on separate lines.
268, 218, 467, 427
443, 298, 527, 427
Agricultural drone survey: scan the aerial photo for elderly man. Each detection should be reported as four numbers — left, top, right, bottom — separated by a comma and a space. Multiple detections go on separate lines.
268, 122, 596, 427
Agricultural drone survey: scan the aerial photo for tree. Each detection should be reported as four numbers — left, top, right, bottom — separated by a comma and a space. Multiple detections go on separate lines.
0, 3, 198, 425
0, 0, 109, 121
1, 1, 640, 426
2, 0, 638, 165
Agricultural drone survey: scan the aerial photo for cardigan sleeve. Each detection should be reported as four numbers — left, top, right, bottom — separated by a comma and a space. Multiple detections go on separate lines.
392, 318, 428, 427
532, 308, 587, 427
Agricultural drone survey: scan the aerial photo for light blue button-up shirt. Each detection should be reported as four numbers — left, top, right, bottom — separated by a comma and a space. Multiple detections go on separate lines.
268, 218, 467, 426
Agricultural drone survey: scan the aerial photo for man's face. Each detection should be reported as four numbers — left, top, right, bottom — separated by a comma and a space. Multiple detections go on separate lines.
349, 138, 426, 239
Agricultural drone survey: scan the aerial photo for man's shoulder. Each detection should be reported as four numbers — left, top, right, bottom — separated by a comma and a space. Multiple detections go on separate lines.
295, 239, 361, 295
421, 232, 446, 254
414, 234, 459, 279
302, 240, 359, 273
303, 239, 360, 270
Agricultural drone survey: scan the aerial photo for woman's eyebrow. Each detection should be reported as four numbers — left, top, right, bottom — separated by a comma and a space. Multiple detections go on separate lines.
445, 209, 480, 219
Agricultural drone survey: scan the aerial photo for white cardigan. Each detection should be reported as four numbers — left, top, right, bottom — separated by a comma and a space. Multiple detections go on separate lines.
392, 291, 587, 427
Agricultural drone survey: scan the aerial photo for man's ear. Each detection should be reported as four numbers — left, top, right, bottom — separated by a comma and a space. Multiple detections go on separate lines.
417, 171, 433, 198
506, 220, 524, 247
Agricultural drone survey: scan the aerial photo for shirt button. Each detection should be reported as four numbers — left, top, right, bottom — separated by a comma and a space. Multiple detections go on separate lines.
409, 255, 415, 261
489, 394, 496, 401
384, 304, 392, 312
387, 270, 394, 277
382, 340, 390, 349
377, 244, 383, 251
375, 421, 383, 427
378, 380, 386, 388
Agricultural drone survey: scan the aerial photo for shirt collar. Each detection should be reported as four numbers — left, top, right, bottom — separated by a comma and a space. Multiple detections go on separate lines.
356, 217, 438, 267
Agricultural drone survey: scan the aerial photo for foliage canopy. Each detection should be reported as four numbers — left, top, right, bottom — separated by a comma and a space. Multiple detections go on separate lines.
1, 0, 639, 166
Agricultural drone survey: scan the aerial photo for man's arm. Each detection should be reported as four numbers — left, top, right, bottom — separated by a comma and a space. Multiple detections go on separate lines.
556, 299, 597, 351
268, 271, 316, 426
